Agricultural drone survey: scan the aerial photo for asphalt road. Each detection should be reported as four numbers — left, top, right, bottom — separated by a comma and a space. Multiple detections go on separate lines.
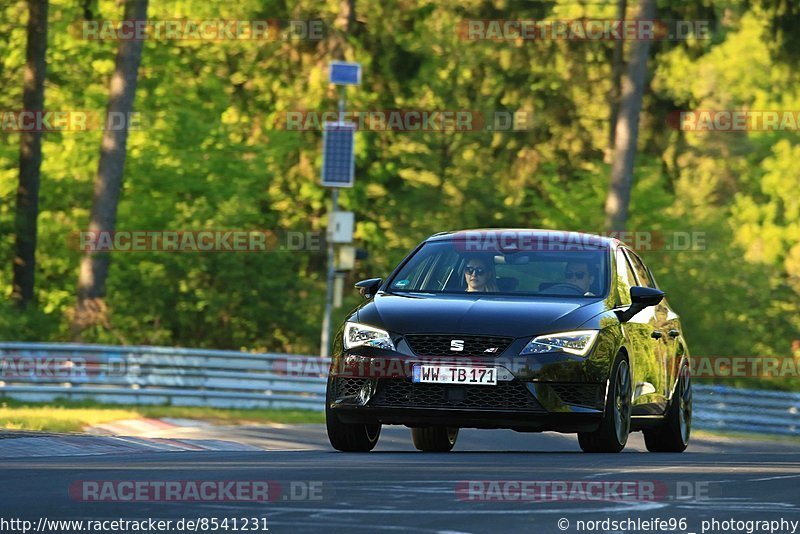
0, 426, 798, 534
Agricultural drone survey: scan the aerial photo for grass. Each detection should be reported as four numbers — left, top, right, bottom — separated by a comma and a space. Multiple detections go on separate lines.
0, 397, 324, 433
0, 404, 140, 433
693, 429, 800, 444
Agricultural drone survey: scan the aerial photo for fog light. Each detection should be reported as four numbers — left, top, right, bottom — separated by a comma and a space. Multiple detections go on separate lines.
357, 380, 376, 405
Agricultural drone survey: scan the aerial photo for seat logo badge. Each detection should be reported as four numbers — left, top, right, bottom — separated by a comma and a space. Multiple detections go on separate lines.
450, 339, 464, 351
483, 347, 498, 353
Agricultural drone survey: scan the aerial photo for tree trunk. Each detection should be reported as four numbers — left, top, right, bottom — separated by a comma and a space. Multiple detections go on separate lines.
11, 0, 48, 308
331, 0, 356, 58
604, 0, 655, 232
73, 0, 148, 335
336, 0, 355, 34
606, 0, 627, 161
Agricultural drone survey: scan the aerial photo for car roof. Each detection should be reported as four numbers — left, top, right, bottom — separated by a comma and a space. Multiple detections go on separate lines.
425, 229, 620, 248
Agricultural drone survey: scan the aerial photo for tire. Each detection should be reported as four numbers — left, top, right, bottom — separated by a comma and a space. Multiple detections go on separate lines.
326, 380, 381, 452
644, 363, 691, 453
578, 355, 632, 453
411, 426, 459, 452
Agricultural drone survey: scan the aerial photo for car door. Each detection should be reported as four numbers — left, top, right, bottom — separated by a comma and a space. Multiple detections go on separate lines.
615, 247, 667, 415
622, 248, 670, 414
626, 250, 684, 405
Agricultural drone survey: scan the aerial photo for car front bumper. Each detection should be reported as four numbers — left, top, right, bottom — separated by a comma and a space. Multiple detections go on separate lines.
328, 356, 608, 432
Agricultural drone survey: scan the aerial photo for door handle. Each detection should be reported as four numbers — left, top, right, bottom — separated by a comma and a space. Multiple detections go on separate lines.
651, 331, 663, 340
668, 329, 680, 338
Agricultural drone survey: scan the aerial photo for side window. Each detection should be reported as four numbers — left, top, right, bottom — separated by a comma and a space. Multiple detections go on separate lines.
421, 250, 459, 291
623, 249, 654, 288
615, 249, 635, 305
392, 253, 433, 290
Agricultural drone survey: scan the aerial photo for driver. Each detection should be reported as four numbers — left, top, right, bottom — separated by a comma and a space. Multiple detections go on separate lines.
564, 262, 595, 296
463, 255, 498, 292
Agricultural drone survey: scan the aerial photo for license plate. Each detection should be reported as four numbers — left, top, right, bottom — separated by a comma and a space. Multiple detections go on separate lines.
412, 365, 497, 385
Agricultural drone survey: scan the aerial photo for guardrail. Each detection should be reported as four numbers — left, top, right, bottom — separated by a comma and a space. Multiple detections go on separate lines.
1, 343, 798, 436
0, 342, 328, 410
693, 384, 800, 436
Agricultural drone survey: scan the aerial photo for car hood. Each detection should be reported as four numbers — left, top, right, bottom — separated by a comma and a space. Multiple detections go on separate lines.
355, 292, 605, 338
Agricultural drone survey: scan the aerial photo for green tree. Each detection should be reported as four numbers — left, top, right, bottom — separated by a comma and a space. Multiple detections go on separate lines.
73, 0, 149, 336
11, 0, 48, 307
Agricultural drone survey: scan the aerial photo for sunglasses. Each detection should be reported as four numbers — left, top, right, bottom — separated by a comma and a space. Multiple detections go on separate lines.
464, 266, 486, 276
564, 271, 588, 280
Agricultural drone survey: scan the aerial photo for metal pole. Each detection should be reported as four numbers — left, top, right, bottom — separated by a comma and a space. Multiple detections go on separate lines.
320, 188, 338, 359
320, 86, 348, 358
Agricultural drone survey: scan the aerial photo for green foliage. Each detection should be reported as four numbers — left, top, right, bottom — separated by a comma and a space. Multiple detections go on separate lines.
0, 0, 798, 388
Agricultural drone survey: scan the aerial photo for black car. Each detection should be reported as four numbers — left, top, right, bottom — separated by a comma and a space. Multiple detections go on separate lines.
325, 229, 692, 453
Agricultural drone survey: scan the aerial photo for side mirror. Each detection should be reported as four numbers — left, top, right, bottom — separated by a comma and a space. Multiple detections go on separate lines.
355, 278, 382, 299
630, 286, 664, 307
615, 286, 664, 322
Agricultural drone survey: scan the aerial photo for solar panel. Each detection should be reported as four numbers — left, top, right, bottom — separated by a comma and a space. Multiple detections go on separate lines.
321, 121, 356, 187
329, 61, 361, 85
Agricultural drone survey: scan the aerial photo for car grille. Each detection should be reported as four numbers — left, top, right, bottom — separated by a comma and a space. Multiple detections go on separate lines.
404, 334, 513, 357
335, 377, 370, 399
368, 379, 544, 411
548, 383, 604, 409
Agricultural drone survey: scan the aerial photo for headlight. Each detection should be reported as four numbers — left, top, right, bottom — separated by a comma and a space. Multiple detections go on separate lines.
343, 322, 396, 351
520, 330, 599, 357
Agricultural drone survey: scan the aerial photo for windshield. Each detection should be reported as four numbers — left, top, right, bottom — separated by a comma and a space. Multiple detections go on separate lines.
388, 240, 609, 298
